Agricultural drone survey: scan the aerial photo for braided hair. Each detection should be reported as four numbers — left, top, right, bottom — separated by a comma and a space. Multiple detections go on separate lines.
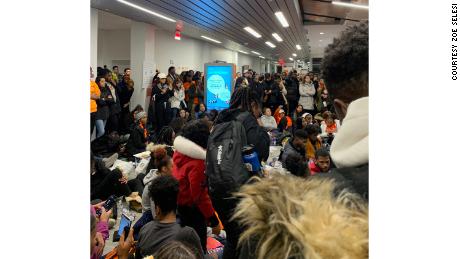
229, 86, 260, 112
155, 126, 175, 146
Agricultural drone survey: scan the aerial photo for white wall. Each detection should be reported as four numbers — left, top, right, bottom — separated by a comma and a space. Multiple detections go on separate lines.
97, 29, 130, 69
90, 8, 98, 73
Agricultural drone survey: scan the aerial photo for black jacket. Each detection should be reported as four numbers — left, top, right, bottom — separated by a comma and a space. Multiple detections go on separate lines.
250, 81, 265, 103
118, 81, 134, 108
152, 84, 173, 105
108, 83, 121, 115
214, 108, 270, 162
284, 77, 299, 102
95, 85, 114, 120
126, 124, 147, 156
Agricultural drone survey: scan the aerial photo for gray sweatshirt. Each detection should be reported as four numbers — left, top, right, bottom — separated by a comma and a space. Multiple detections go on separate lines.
260, 115, 277, 130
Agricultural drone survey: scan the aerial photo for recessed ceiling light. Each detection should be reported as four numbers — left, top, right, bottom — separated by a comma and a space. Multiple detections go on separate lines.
274, 11, 289, 27
292, 53, 297, 57
272, 33, 283, 42
200, 35, 222, 44
117, 0, 175, 22
289, 57, 294, 61
238, 50, 249, 54
244, 27, 262, 38
265, 41, 276, 48
296, 45, 301, 50
332, 1, 369, 9
259, 56, 265, 59
320, 32, 325, 35
251, 51, 261, 55
319, 40, 322, 42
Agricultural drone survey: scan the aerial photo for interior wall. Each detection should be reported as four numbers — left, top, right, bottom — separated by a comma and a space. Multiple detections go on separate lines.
97, 29, 130, 70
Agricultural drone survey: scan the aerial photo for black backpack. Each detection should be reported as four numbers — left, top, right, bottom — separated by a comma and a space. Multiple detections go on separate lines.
206, 112, 251, 200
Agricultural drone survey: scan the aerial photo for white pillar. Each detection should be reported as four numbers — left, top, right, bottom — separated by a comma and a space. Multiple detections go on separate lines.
90, 8, 98, 72
130, 21, 156, 110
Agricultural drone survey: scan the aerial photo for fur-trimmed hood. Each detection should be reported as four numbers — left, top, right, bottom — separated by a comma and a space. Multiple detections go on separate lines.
173, 136, 206, 160
330, 97, 369, 168
234, 175, 368, 259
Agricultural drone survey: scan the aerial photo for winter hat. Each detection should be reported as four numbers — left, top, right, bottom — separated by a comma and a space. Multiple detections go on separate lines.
158, 73, 167, 79
135, 111, 147, 122
279, 109, 285, 114
302, 113, 312, 118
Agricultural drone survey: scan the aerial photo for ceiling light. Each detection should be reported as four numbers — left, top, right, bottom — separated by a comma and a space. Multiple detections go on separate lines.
251, 51, 261, 55
320, 32, 325, 35
238, 50, 249, 54
332, 1, 369, 9
274, 11, 289, 27
272, 33, 283, 42
117, 0, 175, 22
244, 27, 262, 38
296, 45, 301, 50
265, 41, 276, 48
319, 40, 322, 42
292, 53, 297, 57
259, 56, 265, 59
201, 35, 222, 44
289, 57, 294, 61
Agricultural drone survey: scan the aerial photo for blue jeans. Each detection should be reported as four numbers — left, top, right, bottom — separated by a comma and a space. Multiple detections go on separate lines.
95, 119, 107, 138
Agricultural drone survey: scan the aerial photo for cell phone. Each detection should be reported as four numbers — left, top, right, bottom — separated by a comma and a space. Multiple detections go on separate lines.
117, 213, 133, 238
96, 195, 116, 217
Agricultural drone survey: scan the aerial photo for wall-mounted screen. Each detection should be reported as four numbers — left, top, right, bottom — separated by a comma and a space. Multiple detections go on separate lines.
204, 63, 235, 111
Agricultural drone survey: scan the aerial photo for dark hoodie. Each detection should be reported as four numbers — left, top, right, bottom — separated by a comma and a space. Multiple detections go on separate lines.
214, 108, 270, 162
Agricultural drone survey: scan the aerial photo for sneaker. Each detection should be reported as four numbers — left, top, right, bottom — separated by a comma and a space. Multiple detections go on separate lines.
103, 153, 119, 168
108, 218, 116, 229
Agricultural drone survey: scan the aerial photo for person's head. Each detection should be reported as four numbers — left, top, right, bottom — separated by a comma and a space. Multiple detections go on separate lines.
321, 21, 368, 121
90, 214, 97, 254
199, 103, 206, 112
158, 73, 167, 84
234, 175, 368, 259
325, 114, 336, 127
95, 76, 106, 88
258, 75, 264, 82
236, 72, 241, 78
124, 68, 131, 76
296, 105, 303, 114
154, 241, 198, 259
229, 86, 261, 117
285, 153, 309, 177
303, 74, 311, 83
149, 175, 179, 219
292, 129, 308, 150
313, 75, 318, 81
279, 109, 286, 118
185, 111, 190, 119
173, 79, 182, 91
113, 66, 119, 74
180, 120, 210, 149
153, 147, 173, 175
315, 148, 331, 172
169, 117, 186, 135
179, 109, 187, 119
264, 107, 272, 116
168, 66, 175, 75
305, 124, 320, 143
135, 111, 147, 125
208, 109, 219, 122
273, 73, 281, 84
155, 126, 175, 146
302, 113, 313, 126
105, 71, 113, 82
264, 73, 271, 81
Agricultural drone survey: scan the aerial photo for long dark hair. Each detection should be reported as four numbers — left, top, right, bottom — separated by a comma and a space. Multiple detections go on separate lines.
229, 86, 260, 112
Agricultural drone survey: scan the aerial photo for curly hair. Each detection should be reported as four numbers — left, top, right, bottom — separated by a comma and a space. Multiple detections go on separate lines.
148, 175, 179, 215
180, 119, 210, 149
155, 241, 197, 259
155, 126, 175, 146
321, 21, 368, 103
233, 175, 368, 259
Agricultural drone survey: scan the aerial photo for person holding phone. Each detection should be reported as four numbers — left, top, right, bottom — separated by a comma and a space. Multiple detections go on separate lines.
90, 204, 112, 259
152, 73, 173, 132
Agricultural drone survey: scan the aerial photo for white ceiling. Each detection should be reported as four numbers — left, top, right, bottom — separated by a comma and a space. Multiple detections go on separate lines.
98, 10, 131, 30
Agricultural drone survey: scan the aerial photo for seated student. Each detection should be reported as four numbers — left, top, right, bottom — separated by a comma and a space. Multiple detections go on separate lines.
260, 107, 277, 131
126, 111, 149, 157
305, 124, 322, 161
284, 152, 309, 178
234, 175, 368, 259
309, 147, 333, 176
195, 102, 207, 119
292, 104, 304, 122
276, 109, 292, 132
90, 154, 142, 202
280, 129, 308, 168
320, 111, 341, 137
133, 146, 173, 238
169, 117, 186, 136
154, 126, 175, 153
136, 175, 206, 259
90, 206, 112, 259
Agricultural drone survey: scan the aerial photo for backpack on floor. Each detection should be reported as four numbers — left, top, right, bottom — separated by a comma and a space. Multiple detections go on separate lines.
206, 112, 251, 200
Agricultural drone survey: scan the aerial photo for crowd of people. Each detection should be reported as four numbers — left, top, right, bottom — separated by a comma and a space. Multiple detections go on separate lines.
90, 21, 369, 259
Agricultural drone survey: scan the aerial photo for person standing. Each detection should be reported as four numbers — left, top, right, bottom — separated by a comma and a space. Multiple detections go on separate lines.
262, 73, 273, 109
285, 70, 300, 116
299, 74, 316, 115
90, 67, 100, 137
105, 72, 121, 134
167, 66, 179, 82
251, 75, 265, 105
153, 73, 173, 133
169, 79, 185, 119
118, 75, 134, 135
95, 76, 114, 139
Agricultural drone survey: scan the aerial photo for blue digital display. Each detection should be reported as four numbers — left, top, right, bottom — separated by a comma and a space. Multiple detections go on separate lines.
205, 64, 234, 111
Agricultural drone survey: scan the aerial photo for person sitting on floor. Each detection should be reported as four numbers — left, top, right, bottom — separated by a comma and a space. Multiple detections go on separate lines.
309, 147, 333, 176
305, 124, 322, 161
284, 152, 309, 178
320, 111, 341, 138
135, 175, 207, 259
260, 107, 277, 131
280, 129, 308, 168
126, 111, 149, 157
276, 109, 292, 132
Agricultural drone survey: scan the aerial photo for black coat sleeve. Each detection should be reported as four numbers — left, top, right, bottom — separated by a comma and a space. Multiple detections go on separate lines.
130, 128, 146, 150
243, 115, 270, 162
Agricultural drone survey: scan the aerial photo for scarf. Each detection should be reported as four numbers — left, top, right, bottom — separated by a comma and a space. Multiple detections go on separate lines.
139, 122, 148, 139
326, 123, 337, 134
306, 138, 322, 159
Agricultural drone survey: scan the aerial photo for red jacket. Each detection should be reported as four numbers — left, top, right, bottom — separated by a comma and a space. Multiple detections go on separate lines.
172, 136, 215, 219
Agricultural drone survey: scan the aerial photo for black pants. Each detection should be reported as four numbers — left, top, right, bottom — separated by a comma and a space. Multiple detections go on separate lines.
91, 170, 131, 201
91, 112, 96, 136
288, 100, 298, 116
119, 106, 131, 135
211, 197, 243, 259
106, 113, 120, 134
177, 205, 207, 252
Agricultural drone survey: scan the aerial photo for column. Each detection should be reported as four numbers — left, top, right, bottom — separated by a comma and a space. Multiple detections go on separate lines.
90, 8, 98, 72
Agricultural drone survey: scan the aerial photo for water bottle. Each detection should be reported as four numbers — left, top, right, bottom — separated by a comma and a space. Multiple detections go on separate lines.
242, 145, 261, 174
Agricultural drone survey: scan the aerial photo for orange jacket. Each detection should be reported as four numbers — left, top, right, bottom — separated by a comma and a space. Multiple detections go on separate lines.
90, 80, 100, 113
274, 107, 292, 129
